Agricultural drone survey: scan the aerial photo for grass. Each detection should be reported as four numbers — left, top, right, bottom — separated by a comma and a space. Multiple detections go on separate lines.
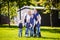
0, 26, 60, 40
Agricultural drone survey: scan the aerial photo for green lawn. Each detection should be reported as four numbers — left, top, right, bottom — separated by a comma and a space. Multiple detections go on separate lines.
0, 26, 60, 40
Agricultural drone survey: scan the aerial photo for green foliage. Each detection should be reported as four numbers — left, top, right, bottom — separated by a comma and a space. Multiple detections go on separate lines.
37, 0, 60, 14
0, 0, 36, 19
57, 3, 60, 10
1, 6, 8, 16
1, 1, 18, 19
9, 2, 17, 19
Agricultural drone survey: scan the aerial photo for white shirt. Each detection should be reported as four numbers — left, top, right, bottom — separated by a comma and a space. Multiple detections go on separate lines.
37, 14, 41, 24
26, 14, 31, 23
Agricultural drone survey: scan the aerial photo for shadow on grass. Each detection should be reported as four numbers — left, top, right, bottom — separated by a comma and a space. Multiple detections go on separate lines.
41, 29, 60, 33
24, 36, 60, 40
0, 24, 18, 28
41, 36, 60, 39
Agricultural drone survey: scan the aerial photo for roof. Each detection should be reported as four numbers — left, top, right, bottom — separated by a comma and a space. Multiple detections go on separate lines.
21, 6, 57, 9
17, 6, 58, 12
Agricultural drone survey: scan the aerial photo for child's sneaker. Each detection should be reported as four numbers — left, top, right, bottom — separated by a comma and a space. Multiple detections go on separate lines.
25, 34, 28, 37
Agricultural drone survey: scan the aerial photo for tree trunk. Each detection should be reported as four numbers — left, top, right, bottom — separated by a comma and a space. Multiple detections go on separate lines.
50, 13, 53, 27
0, 3, 1, 15
19, 0, 21, 20
8, 0, 10, 27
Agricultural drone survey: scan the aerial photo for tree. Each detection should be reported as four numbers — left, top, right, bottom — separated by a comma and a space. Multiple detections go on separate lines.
0, 0, 36, 25
36, 0, 60, 27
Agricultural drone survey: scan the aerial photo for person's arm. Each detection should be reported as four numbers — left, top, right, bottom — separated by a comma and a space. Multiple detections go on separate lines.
33, 19, 36, 27
38, 15, 41, 24
30, 23, 32, 28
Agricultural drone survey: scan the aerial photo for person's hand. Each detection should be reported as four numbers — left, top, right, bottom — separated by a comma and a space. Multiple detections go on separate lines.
30, 24, 32, 27
36, 21, 38, 24
33, 25, 35, 28
24, 23, 26, 26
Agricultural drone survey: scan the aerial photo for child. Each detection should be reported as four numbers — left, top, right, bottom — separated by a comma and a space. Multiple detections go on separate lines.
30, 14, 35, 37
18, 20, 23, 37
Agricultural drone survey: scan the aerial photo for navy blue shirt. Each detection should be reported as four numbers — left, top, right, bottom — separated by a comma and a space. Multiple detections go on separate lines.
19, 23, 23, 28
33, 13, 39, 21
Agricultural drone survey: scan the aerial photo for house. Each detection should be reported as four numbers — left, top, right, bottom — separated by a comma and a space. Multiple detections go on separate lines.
17, 6, 60, 27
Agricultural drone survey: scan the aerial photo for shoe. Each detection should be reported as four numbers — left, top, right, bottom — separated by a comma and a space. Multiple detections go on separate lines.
34, 34, 36, 37
30, 35, 33, 37
39, 32, 41, 37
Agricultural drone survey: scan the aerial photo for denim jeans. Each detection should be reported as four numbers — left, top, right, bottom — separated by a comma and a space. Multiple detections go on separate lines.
25, 27, 30, 37
36, 24, 40, 37
30, 27, 34, 37
18, 28, 22, 37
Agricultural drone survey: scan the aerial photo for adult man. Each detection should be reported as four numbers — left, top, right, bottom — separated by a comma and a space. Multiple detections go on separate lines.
36, 13, 41, 37
33, 9, 41, 37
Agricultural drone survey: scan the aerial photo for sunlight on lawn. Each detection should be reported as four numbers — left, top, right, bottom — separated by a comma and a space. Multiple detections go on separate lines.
0, 27, 60, 40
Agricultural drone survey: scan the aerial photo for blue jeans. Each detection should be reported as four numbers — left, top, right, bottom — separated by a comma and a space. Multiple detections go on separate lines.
30, 27, 34, 36
25, 27, 30, 37
36, 24, 40, 37
18, 28, 22, 37
25, 27, 34, 37
25, 23, 30, 37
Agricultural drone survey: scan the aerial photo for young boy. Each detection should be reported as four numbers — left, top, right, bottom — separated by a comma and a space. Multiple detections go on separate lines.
30, 14, 35, 37
18, 20, 23, 37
